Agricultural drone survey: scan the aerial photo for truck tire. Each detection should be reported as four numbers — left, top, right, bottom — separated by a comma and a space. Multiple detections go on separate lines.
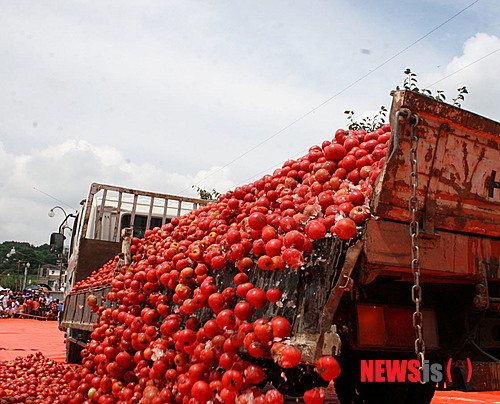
335, 379, 435, 404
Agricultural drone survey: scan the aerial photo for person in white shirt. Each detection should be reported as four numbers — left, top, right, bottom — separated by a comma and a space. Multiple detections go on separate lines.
1, 292, 9, 309
9, 300, 20, 317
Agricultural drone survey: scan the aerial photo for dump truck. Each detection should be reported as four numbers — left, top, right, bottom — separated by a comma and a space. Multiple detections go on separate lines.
57, 183, 206, 363
250, 90, 499, 402
192, 90, 499, 403
58, 90, 499, 403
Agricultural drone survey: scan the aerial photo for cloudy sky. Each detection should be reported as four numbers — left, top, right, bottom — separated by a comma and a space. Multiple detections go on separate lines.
0, 0, 499, 246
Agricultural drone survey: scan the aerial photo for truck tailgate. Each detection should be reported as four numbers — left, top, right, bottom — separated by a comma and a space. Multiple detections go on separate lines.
371, 90, 499, 238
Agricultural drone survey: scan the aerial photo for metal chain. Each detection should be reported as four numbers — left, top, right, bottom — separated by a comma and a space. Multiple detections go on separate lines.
408, 112, 426, 376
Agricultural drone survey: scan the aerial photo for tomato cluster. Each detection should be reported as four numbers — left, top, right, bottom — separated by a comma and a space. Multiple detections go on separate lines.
71, 258, 119, 293
67, 125, 389, 403
13, 125, 389, 404
0, 352, 79, 404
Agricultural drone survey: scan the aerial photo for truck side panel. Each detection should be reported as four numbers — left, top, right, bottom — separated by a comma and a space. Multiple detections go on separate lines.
371, 91, 500, 238
360, 219, 500, 282
74, 239, 120, 283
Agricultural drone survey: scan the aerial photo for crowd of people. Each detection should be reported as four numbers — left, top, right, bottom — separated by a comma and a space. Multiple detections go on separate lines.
0, 289, 62, 320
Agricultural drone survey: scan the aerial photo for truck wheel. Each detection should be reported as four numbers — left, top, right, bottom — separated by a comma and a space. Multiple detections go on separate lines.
406, 382, 436, 404
270, 363, 329, 397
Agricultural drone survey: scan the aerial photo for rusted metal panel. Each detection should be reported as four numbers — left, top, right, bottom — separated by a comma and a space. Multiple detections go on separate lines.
355, 304, 439, 350
76, 238, 121, 282
372, 91, 500, 237
59, 292, 78, 328
60, 287, 111, 331
361, 220, 500, 280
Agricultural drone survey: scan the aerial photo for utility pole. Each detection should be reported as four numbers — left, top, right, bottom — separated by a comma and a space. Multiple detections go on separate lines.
7, 248, 30, 291
16, 260, 30, 291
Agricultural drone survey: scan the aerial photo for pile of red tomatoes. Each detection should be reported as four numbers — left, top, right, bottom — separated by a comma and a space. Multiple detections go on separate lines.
71, 258, 119, 293
51, 125, 391, 403
0, 352, 79, 404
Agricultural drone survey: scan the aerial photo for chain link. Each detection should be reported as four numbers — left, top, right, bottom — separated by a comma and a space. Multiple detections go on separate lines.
408, 112, 426, 378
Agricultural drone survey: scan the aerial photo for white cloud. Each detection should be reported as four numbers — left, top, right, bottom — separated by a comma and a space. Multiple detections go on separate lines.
423, 33, 500, 120
1, 1, 499, 246
0, 140, 235, 245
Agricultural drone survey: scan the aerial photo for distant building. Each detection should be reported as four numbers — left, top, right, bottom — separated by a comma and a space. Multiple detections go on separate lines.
38, 264, 66, 291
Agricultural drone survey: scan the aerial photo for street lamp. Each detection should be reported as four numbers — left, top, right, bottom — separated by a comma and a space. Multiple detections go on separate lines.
48, 206, 75, 233
48, 206, 76, 291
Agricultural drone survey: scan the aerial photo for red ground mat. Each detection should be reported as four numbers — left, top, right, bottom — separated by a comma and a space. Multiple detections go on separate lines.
432, 391, 500, 403
0, 318, 66, 362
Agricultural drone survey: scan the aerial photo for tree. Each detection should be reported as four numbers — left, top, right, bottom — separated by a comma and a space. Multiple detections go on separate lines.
192, 186, 221, 201
0, 241, 59, 290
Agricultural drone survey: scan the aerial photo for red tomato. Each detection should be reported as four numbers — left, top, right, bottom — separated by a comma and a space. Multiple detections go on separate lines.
282, 248, 303, 268
283, 230, 306, 250
344, 136, 360, 151
234, 301, 254, 321
316, 355, 341, 381
254, 320, 273, 345
339, 155, 356, 171
333, 218, 357, 240
271, 316, 291, 339
236, 282, 254, 300
305, 220, 327, 240
338, 202, 354, 216
257, 255, 274, 270
276, 345, 301, 368
349, 206, 371, 225
303, 388, 325, 404
246, 288, 267, 308
208, 293, 225, 312
247, 341, 266, 358
248, 212, 267, 230
220, 387, 238, 404
222, 370, 244, 391
335, 128, 347, 143
324, 143, 346, 161
266, 288, 282, 303
265, 388, 284, 404
244, 364, 266, 385
265, 238, 283, 257
216, 309, 236, 330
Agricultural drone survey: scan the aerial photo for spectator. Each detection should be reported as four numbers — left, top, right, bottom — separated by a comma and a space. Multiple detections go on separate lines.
32, 298, 40, 316
1, 291, 9, 311
39, 294, 47, 318
24, 296, 33, 314
9, 300, 20, 318
0, 290, 63, 320
0, 296, 7, 318
49, 299, 60, 320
